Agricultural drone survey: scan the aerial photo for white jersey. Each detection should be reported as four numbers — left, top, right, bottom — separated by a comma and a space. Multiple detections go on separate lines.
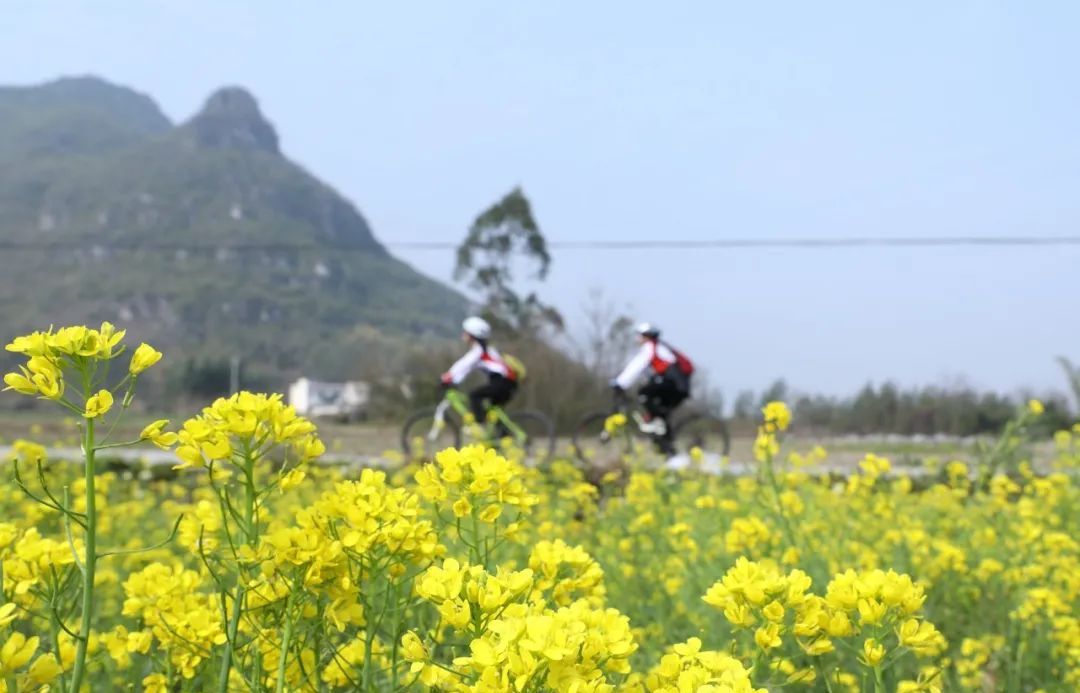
443, 343, 514, 385
613, 340, 677, 389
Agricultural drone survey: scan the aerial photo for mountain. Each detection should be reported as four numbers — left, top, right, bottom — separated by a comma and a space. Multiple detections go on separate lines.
0, 76, 466, 388
0, 76, 171, 163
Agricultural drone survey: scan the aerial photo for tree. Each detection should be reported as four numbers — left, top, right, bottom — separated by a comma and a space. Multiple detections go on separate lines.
733, 390, 756, 419
572, 288, 635, 377
1059, 356, 1080, 412
454, 187, 562, 334
758, 379, 789, 409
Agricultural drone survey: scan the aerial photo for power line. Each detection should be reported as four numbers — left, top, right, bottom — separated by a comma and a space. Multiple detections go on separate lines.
391, 236, 1080, 250
0, 236, 1078, 253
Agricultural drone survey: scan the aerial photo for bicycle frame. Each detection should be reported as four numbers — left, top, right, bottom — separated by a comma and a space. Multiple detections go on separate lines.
609, 398, 650, 433
607, 397, 671, 439
428, 389, 529, 445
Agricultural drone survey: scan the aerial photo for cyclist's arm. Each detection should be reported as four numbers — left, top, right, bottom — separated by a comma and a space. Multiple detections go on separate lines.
442, 344, 481, 385
613, 345, 651, 390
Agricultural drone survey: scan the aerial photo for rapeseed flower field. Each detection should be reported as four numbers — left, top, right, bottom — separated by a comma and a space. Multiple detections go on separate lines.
3, 324, 1079, 691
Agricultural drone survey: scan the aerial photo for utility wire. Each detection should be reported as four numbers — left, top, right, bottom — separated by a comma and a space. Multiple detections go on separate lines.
0, 236, 1079, 252
391, 236, 1080, 250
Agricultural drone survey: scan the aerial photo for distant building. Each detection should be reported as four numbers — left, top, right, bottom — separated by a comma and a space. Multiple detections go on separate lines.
288, 377, 370, 421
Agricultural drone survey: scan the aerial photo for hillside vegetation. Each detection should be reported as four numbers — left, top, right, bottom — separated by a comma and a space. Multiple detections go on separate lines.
0, 77, 466, 396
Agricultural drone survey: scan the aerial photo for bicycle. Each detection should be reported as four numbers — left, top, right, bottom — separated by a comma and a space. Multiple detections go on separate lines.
572, 396, 730, 465
400, 386, 556, 462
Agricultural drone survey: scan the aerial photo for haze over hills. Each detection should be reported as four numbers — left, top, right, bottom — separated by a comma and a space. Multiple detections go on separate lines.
0, 76, 466, 386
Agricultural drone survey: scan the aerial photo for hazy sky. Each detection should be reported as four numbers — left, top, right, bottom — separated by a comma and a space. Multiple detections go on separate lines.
4, 2, 1078, 399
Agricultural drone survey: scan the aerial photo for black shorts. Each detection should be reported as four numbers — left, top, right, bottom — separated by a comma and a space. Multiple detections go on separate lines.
469, 374, 517, 419
638, 370, 689, 418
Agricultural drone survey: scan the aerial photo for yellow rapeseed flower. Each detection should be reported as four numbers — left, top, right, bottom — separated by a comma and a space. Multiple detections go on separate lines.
754, 623, 782, 650
25, 652, 62, 687
0, 603, 17, 628
279, 468, 306, 492
1, 371, 37, 395
604, 413, 628, 435
400, 631, 428, 662
897, 619, 947, 657
142, 673, 169, 693
139, 420, 178, 449
0, 633, 39, 676
84, 389, 114, 419
861, 638, 886, 666
762, 401, 792, 432
129, 343, 163, 375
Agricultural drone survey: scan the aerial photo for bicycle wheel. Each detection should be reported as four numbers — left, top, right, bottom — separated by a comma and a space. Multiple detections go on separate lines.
572, 411, 649, 465
400, 407, 462, 461
674, 413, 731, 460
505, 410, 556, 462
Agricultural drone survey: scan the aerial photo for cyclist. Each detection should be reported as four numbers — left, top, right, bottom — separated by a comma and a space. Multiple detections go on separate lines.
611, 322, 693, 454
441, 316, 519, 426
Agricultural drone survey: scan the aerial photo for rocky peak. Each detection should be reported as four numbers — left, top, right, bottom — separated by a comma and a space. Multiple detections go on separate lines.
183, 87, 279, 154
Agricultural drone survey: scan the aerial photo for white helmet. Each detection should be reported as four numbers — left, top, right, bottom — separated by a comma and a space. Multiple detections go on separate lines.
635, 322, 660, 338
462, 316, 492, 340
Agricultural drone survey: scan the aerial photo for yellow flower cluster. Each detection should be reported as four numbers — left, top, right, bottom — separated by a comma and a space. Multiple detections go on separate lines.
701, 559, 945, 683
174, 391, 325, 471
122, 563, 226, 679
416, 558, 535, 634
528, 539, 607, 606
0, 631, 63, 689
240, 468, 442, 615
630, 637, 764, 693
2, 526, 82, 601
452, 599, 637, 692
4, 439, 47, 465
4, 324, 162, 411
753, 401, 791, 463
176, 499, 222, 553
415, 445, 538, 522
761, 401, 792, 433
312, 469, 441, 562
724, 517, 774, 556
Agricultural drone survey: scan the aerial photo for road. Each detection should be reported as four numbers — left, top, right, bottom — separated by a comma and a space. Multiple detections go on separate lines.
1, 443, 956, 478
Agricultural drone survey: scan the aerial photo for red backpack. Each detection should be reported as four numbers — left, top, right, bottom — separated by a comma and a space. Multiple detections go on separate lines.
665, 342, 695, 377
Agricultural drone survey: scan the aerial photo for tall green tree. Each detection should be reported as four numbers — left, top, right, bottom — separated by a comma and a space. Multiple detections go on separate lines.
454, 187, 562, 334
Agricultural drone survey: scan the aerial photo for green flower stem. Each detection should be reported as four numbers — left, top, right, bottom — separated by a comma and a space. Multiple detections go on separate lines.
274, 589, 298, 693
217, 458, 257, 693
471, 509, 483, 567
390, 580, 403, 691
68, 415, 96, 693
763, 451, 800, 551
1014, 638, 1026, 692
873, 664, 886, 693
362, 579, 377, 692
49, 615, 66, 693
814, 661, 837, 693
